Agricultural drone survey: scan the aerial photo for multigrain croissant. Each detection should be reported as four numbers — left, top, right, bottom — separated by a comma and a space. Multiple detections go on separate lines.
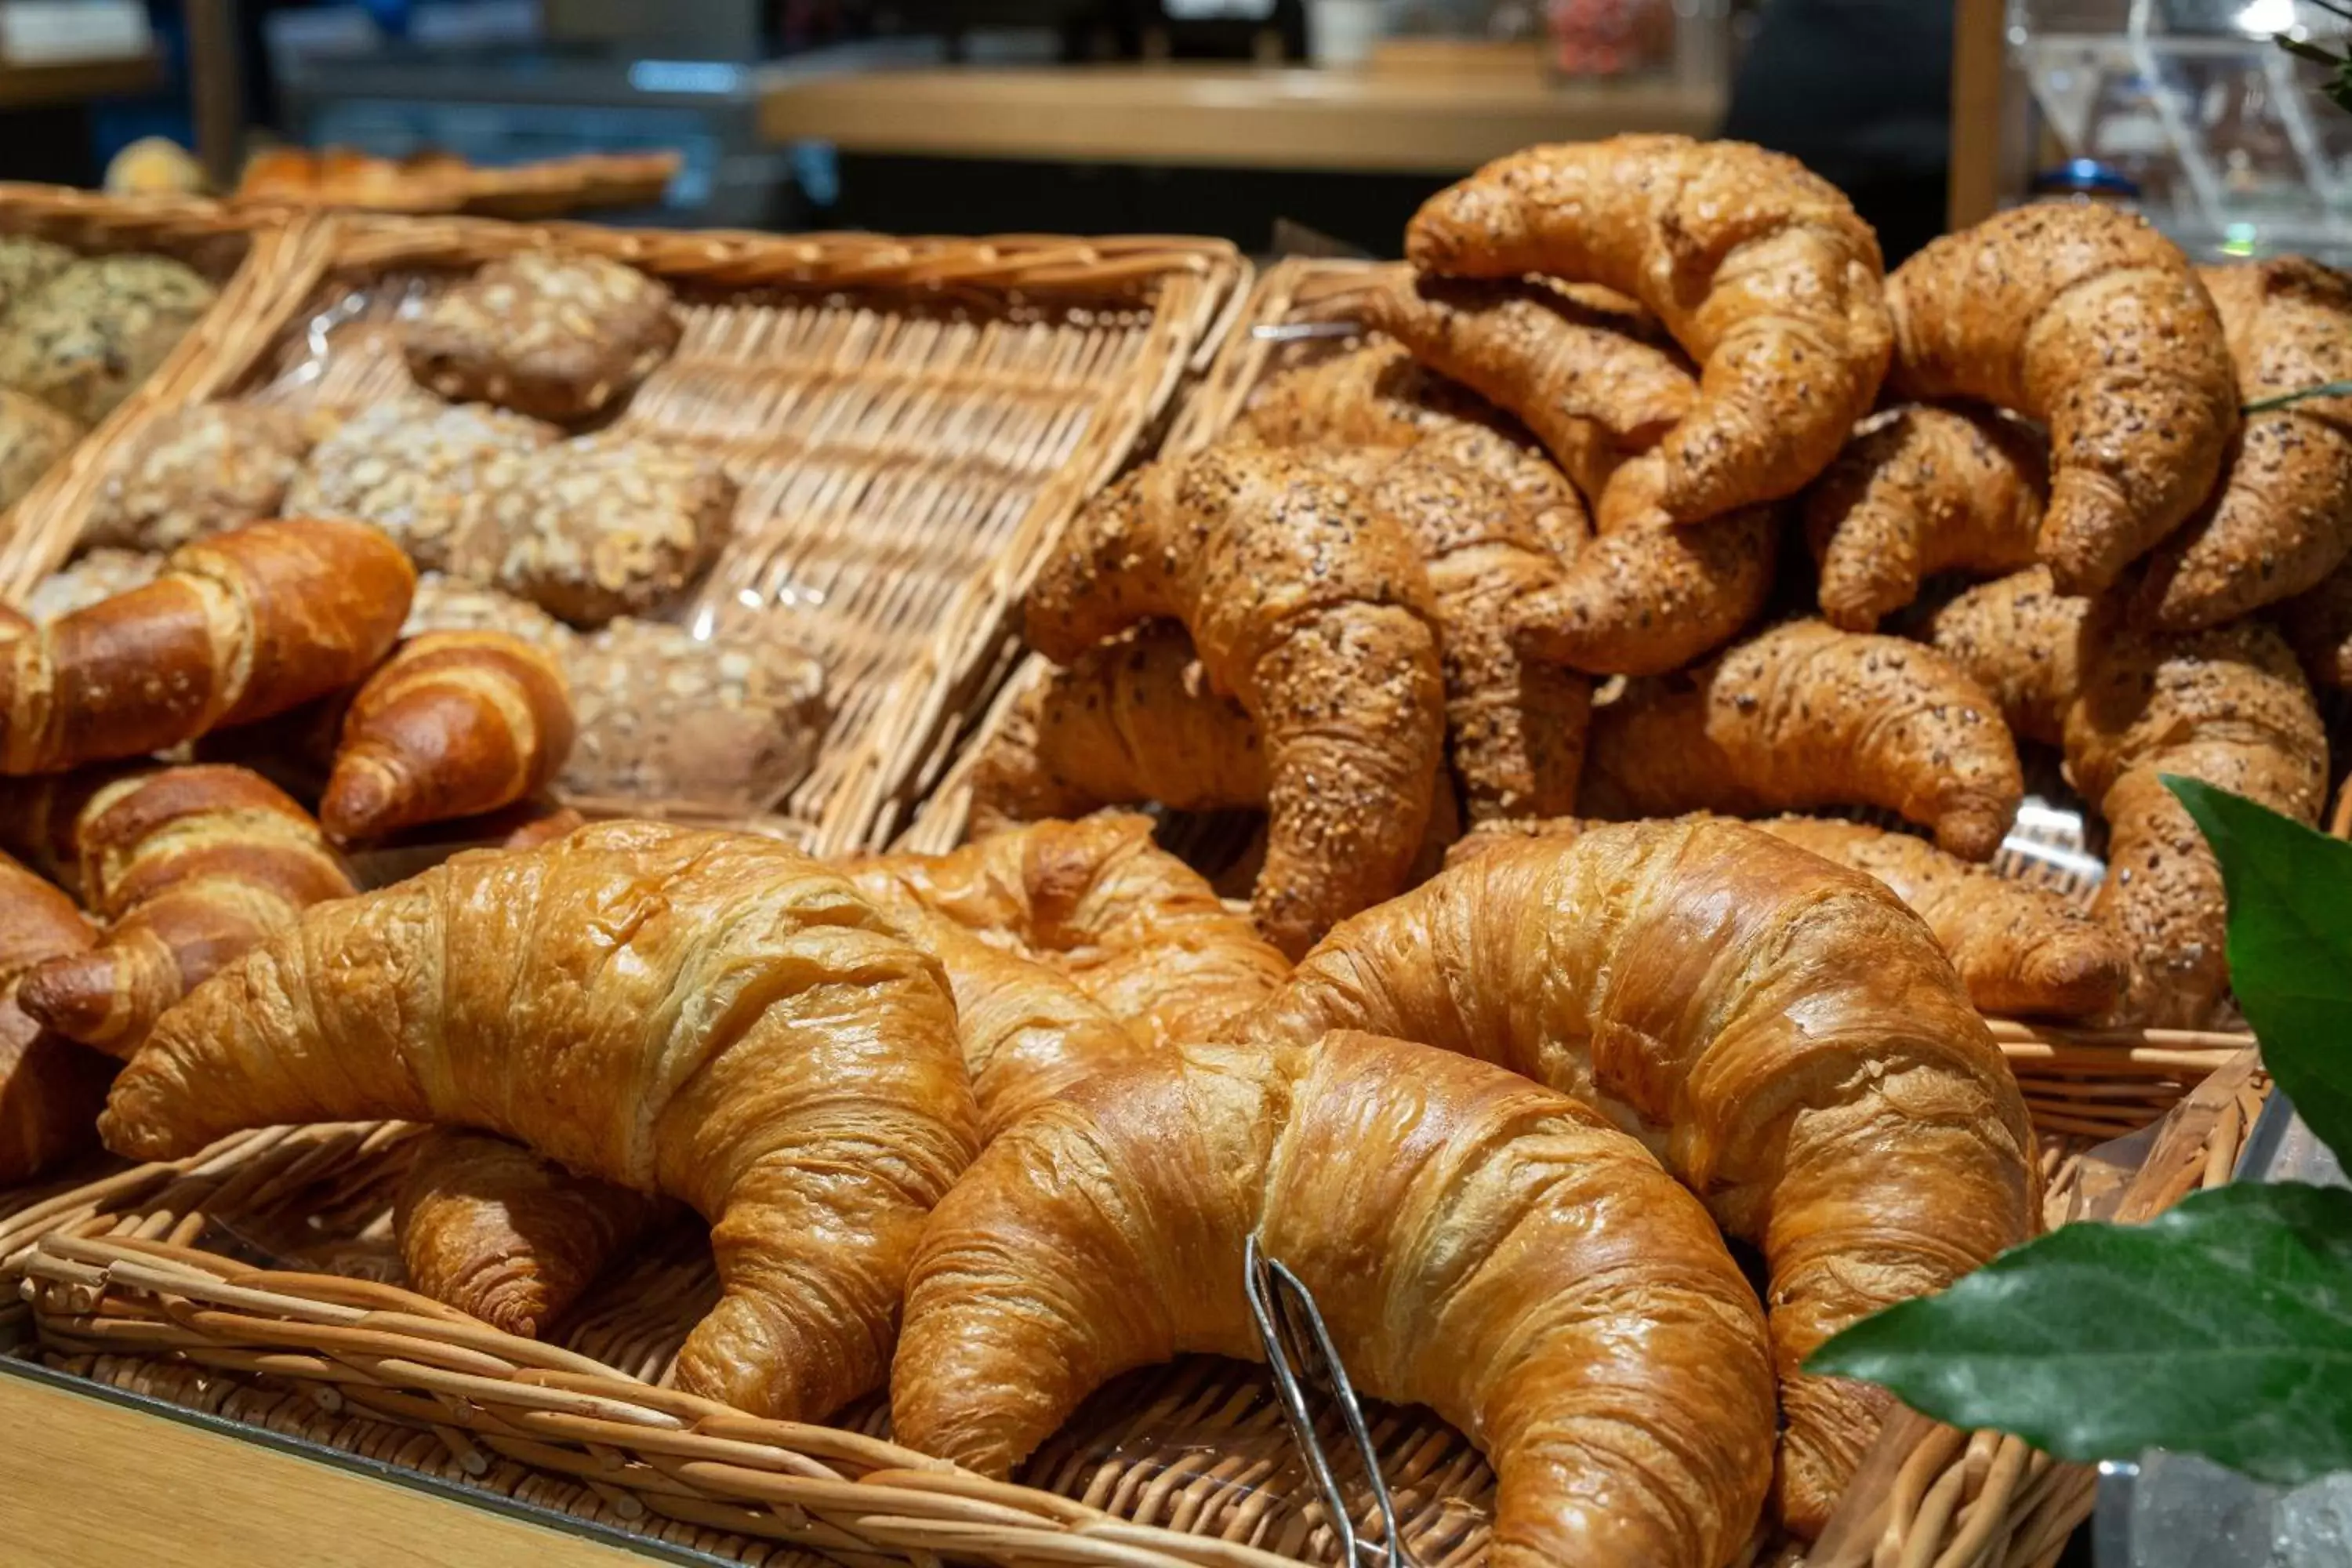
1581, 619, 2025, 859
967, 626, 1265, 838
873, 813, 1289, 1050
1886, 202, 2237, 593
1352, 269, 1696, 506
1025, 443, 1446, 956
395, 869, 1147, 1338
101, 822, 982, 1421
2066, 619, 2327, 1026
6, 766, 355, 1057
1514, 503, 1778, 677
2281, 559, 2352, 689
1803, 405, 2047, 632
1450, 814, 2128, 1020
2137, 258, 2352, 630
1247, 822, 2038, 1536
0, 851, 109, 1184
1406, 134, 1893, 524
1927, 567, 2330, 1025
893, 1029, 1777, 1568
0, 518, 415, 774
321, 630, 575, 842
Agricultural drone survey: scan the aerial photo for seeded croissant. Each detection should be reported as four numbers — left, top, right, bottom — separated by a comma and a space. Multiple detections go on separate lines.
1886, 202, 2237, 593
1581, 619, 2025, 860
1406, 134, 1893, 524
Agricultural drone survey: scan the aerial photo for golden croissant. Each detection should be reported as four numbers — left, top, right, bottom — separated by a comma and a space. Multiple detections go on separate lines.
1802, 404, 2046, 632
101, 821, 982, 1421
1406, 134, 1892, 524
1025, 443, 1446, 956
1352, 269, 1696, 506
1248, 821, 2037, 1536
395, 857, 1149, 1338
2137, 258, 2352, 630
1581, 619, 2025, 860
874, 812, 1289, 1050
894, 1029, 1778, 1568
1886, 202, 2237, 593
1452, 814, 2129, 1021
966, 626, 1266, 838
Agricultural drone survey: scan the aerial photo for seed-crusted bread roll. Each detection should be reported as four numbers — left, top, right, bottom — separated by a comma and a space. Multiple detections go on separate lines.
85, 403, 325, 553
0, 236, 74, 318
453, 432, 734, 626
0, 256, 217, 424
285, 401, 557, 569
0, 387, 82, 510
402, 250, 681, 423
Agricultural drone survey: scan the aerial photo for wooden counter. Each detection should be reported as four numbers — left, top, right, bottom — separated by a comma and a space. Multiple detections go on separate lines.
758, 64, 1724, 173
0, 1361, 673, 1566
0, 53, 158, 109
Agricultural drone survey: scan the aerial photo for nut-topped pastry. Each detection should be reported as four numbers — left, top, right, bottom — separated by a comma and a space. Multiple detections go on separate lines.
85, 402, 326, 553
402, 249, 681, 423
0, 254, 217, 424
284, 400, 556, 568
0, 236, 74, 318
0, 386, 82, 510
453, 431, 733, 626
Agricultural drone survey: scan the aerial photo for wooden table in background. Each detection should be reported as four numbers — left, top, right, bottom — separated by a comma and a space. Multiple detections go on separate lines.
758, 63, 1724, 174
0, 1363, 666, 1566
0, 53, 158, 110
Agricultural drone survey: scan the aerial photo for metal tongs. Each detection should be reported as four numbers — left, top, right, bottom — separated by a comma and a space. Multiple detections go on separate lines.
1242, 1233, 1421, 1568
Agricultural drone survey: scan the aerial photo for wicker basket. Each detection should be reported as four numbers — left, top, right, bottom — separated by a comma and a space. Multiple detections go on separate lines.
0, 211, 1247, 855
0, 185, 320, 544
0, 1047, 2263, 1568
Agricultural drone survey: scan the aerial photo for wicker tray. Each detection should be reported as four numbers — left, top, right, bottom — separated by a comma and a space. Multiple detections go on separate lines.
0, 212, 1247, 855
0, 185, 319, 543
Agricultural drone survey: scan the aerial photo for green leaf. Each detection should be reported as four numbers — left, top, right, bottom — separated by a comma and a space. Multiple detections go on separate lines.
2165, 777, 2352, 1160
2275, 34, 2344, 68
1807, 1183, 2352, 1484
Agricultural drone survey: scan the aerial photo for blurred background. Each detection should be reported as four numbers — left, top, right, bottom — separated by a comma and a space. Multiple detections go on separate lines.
0, 0, 2347, 264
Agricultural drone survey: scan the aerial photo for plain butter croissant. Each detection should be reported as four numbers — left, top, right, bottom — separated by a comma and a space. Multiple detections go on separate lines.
1025, 442, 1446, 956
9, 765, 355, 1057
1247, 821, 2038, 1536
1581, 618, 2026, 859
101, 821, 982, 1421
894, 1029, 1777, 1568
875, 812, 1289, 1050
1451, 813, 2129, 1021
0, 850, 109, 1184
394, 870, 1146, 1338
1406, 134, 1893, 524
1885, 201, 2237, 594
0, 517, 415, 774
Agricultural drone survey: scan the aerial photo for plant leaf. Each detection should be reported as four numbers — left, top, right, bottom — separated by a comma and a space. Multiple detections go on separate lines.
2165, 777, 2352, 1159
1807, 1183, 2352, 1484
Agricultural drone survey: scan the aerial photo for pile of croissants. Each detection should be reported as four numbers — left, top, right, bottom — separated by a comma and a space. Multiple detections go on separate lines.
0, 515, 584, 1179
978, 132, 2341, 1035
0, 135, 2329, 1568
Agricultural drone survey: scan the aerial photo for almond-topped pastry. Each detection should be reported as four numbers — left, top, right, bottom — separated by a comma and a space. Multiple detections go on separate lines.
0, 386, 81, 510
452, 431, 734, 626
402, 249, 681, 423
284, 399, 556, 569
0, 255, 217, 424
85, 402, 326, 552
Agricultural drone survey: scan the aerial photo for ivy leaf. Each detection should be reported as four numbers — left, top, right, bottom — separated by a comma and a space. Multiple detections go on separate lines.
1807, 1183, 2352, 1484
2165, 777, 2352, 1160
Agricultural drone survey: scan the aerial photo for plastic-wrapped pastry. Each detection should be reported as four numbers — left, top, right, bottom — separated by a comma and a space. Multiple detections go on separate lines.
0, 387, 82, 510
0, 255, 218, 424
84, 403, 328, 553
285, 401, 557, 570
402, 250, 680, 423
